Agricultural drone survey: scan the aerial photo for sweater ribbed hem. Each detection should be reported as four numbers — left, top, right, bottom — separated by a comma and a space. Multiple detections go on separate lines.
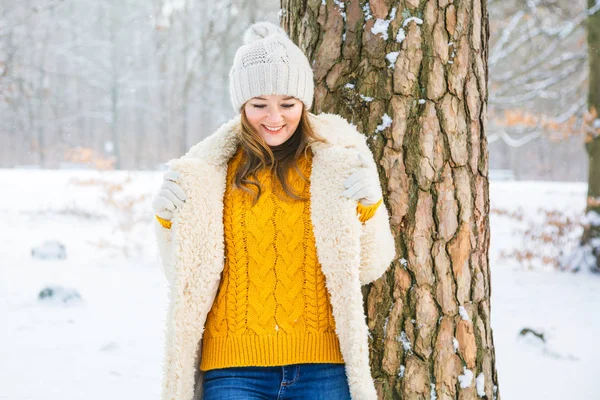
199, 332, 344, 371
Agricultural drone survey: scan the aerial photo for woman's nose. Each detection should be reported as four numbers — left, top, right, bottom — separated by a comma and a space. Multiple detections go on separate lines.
266, 110, 283, 123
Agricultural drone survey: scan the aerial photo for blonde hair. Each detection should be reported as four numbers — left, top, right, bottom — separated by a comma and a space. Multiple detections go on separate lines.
233, 106, 328, 205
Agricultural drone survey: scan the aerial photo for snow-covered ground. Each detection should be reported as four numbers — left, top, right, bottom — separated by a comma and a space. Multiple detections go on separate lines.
1, 170, 598, 400
488, 181, 599, 399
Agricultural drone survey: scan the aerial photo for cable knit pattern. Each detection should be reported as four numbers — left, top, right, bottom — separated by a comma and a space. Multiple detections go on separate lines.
200, 146, 345, 371
154, 113, 399, 400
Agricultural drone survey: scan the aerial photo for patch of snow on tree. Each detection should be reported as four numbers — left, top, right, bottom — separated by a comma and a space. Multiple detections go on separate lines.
333, 0, 345, 8
363, 3, 372, 20
459, 305, 471, 321
589, 1, 600, 15
584, 210, 600, 227
402, 16, 423, 28
476, 372, 485, 397
376, 113, 392, 132
397, 331, 412, 351
396, 28, 406, 43
386, 51, 399, 68
360, 94, 374, 102
458, 367, 473, 388
371, 19, 390, 40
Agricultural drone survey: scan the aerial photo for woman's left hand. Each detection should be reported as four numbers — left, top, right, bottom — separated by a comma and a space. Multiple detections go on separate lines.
342, 153, 383, 206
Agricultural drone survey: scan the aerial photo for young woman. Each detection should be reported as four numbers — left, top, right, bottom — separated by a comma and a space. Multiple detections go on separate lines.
152, 22, 396, 400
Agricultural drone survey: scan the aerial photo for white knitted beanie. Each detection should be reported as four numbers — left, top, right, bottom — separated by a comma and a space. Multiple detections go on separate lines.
229, 21, 314, 112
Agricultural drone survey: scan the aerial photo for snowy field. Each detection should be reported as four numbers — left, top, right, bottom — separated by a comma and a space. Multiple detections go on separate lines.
1, 169, 598, 400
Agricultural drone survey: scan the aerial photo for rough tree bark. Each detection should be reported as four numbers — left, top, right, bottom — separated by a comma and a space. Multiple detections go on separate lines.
582, 0, 600, 271
281, 0, 499, 398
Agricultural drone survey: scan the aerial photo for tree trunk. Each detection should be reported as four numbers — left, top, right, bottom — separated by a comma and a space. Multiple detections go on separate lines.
180, 0, 190, 155
582, 0, 600, 271
109, 0, 121, 170
281, 0, 499, 398
36, 22, 50, 168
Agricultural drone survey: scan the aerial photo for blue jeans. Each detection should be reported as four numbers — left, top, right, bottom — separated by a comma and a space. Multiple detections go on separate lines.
202, 363, 351, 400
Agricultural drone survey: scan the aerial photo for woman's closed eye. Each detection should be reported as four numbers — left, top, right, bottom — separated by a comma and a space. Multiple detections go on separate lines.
251, 104, 296, 109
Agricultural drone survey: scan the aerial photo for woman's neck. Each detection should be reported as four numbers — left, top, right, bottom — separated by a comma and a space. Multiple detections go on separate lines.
266, 128, 300, 163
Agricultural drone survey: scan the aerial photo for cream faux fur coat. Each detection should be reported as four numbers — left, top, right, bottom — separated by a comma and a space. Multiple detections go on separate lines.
154, 112, 396, 400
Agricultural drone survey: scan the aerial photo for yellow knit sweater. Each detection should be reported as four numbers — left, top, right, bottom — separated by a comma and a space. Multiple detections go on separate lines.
156, 146, 382, 370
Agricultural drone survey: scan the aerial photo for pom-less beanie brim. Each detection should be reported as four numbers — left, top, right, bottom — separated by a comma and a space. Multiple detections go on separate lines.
230, 63, 314, 111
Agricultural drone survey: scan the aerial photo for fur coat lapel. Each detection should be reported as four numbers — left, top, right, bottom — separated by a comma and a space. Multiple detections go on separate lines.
155, 112, 396, 400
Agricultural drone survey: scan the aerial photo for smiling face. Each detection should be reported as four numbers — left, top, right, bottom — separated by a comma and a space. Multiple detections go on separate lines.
243, 94, 303, 147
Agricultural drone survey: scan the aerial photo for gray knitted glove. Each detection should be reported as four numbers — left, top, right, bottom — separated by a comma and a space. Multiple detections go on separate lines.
152, 170, 186, 221
342, 153, 383, 206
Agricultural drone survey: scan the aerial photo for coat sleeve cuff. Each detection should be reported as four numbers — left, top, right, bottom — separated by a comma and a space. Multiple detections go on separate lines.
356, 198, 383, 223
155, 215, 172, 229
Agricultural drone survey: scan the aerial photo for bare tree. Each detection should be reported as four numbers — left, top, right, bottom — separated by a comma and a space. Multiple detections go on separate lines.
582, 0, 600, 271
281, 0, 499, 398
0, 0, 278, 169
483, 0, 589, 182
561, 0, 600, 272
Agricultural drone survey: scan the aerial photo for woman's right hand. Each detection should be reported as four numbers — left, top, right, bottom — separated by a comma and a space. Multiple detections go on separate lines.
152, 170, 187, 222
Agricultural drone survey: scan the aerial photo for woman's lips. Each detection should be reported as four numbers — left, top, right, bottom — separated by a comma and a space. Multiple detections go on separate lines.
262, 124, 285, 134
